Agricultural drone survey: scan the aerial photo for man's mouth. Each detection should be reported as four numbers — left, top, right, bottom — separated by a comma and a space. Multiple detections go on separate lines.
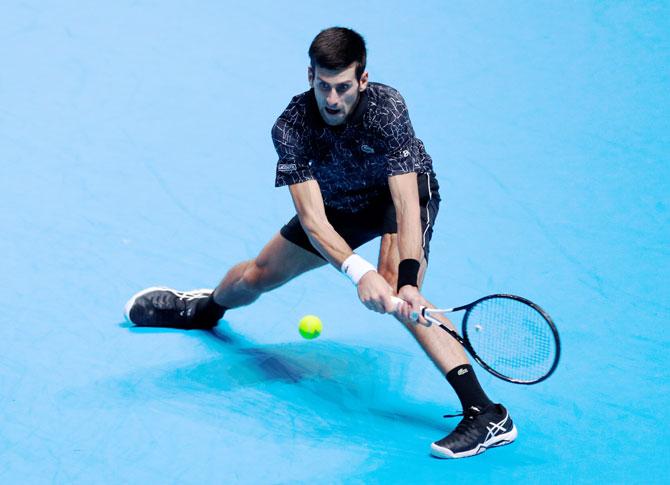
325, 107, 341, 115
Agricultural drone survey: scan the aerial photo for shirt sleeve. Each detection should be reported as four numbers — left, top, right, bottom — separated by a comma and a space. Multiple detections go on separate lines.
272, 116, 314, 187
377, 91, 422, 177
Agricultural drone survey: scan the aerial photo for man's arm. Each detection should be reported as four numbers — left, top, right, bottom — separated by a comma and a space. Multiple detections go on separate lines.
388, 172, 423, 263
388, 172, 429, 319
289, 179, 396, 313
288, 179, 352, 268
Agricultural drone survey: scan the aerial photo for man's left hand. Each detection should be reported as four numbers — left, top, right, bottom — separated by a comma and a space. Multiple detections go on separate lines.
396, 285, 430, 325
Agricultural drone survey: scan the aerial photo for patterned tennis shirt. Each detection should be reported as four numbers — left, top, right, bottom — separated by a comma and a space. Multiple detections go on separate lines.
273, 82, 437, 213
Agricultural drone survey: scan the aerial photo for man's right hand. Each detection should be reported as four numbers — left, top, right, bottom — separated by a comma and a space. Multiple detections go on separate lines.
357, 271, 396, 314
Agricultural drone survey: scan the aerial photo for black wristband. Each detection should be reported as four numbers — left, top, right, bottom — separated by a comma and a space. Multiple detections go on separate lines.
397, 258, 420, 291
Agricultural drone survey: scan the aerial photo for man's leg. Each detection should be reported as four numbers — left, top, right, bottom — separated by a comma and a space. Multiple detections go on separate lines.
377, 233, 469, 375
125, 232, 326, 328
212, 232, 327, 309
377, 233, 516, 458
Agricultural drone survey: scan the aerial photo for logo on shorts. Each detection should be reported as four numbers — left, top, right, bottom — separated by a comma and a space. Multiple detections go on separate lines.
278, 163, 297, 172
361, 144, 375, 154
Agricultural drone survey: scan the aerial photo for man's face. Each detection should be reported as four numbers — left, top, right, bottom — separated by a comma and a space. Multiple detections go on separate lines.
309, 63, 368, 126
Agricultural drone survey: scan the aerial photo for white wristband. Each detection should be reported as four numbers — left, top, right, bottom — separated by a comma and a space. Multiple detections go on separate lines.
341, 253, 377, 286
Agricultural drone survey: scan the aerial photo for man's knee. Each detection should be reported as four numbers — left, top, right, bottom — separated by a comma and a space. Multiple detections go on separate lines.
377, 233, 398, 289
239, 259, 283, 293
378, 263, 398, 290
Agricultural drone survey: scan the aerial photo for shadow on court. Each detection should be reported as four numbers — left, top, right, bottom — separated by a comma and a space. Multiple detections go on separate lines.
60, 320, 446, 438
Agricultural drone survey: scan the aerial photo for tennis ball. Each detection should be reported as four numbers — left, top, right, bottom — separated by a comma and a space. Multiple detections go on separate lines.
299, 315, 322, 340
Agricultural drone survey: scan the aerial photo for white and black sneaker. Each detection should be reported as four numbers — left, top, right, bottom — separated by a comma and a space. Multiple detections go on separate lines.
124, 287, 222, 330
430, 404, 517, 459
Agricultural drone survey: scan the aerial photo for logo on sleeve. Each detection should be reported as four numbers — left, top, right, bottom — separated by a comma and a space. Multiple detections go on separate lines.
402, 149, 411, 158
278, 163, 297, 172
361, 144, 375, 154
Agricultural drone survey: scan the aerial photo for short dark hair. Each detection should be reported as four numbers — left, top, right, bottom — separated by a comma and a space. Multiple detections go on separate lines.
308, 27, 367, 80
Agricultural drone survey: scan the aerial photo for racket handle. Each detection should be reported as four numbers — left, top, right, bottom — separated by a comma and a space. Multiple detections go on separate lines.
390, 296, 423, 322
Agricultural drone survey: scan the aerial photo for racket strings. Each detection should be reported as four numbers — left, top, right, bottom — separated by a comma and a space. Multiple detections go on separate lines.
465, 298, 557, 383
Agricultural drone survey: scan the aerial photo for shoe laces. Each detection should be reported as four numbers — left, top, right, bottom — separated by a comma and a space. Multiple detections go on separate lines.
151, 291, 202, 314
444, 405, 507, 442
162, 290, 210, 315
441, 406, 488, 441
175, 289, 211, 300
443, 405, 483, 419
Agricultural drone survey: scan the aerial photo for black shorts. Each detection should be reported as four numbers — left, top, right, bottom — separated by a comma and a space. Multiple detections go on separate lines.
280, 173, 441, 261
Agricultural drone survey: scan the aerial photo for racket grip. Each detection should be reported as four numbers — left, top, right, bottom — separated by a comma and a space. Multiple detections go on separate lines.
390, 296, 422, 321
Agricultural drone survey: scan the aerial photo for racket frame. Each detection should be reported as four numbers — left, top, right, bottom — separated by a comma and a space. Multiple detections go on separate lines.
399, 294, 561, 385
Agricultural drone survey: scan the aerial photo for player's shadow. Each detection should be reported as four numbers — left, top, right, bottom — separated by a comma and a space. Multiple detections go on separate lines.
115, 319, 446, 432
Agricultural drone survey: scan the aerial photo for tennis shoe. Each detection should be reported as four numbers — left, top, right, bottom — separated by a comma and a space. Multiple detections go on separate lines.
430, 404, 517, 459
124, 286, 218, 329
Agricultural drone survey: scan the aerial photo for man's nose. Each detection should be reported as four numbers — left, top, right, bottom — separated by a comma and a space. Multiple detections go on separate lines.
326, 89, 338, 106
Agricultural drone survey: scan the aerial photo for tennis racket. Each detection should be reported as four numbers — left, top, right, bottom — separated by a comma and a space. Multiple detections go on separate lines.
391, 294, 560, 384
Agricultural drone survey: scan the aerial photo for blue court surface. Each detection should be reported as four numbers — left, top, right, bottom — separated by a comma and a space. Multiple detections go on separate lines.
1, 1, 668, 483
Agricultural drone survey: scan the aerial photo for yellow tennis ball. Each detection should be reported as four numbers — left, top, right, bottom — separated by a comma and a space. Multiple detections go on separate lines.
299, 315, 322, 340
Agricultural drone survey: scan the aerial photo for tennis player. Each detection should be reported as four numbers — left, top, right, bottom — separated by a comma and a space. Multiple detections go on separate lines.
124, 27, 516, 458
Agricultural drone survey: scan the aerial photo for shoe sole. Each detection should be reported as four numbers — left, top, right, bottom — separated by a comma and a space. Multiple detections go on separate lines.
430, 424, 518, 459
123, 286, 213, 325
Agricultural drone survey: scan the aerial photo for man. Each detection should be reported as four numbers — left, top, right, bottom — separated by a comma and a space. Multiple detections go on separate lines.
124, 27, 517, 459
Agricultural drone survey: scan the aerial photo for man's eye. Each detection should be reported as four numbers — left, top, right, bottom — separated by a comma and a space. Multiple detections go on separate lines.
318, 81, 329, 90
336, 85, 350, 94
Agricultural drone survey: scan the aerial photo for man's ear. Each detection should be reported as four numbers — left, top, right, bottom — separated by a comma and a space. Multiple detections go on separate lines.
359, 71, 369, 91
308, 66, 314, 87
